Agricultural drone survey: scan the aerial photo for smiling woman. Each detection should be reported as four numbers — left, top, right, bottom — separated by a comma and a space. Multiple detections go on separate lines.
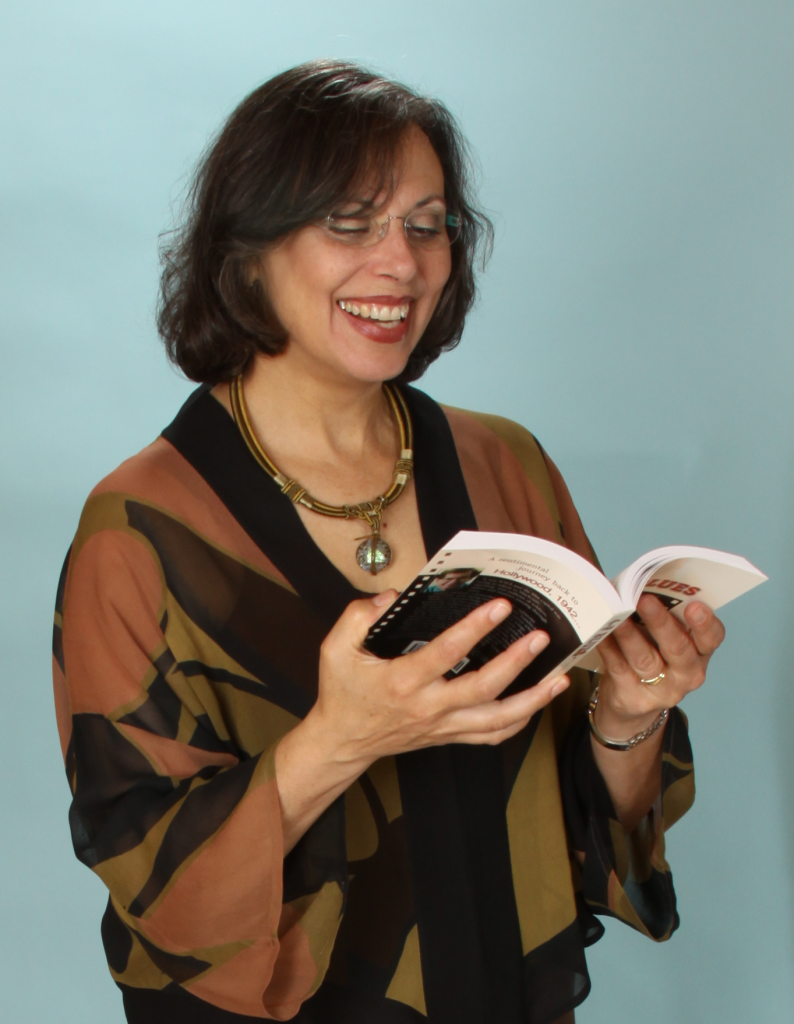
156, 65, 487, 386
52, 59, 723, 1024
246, 127, 453, 389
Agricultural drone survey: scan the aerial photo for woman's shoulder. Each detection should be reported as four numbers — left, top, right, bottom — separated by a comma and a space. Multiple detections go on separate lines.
440, 404, 540, 444
69, 438, 181, 547
88, 435, 190, 501
440, 405, 550, 488
76, 435, 275, 576
76, 436, 204, 540
440, 402, 598, 565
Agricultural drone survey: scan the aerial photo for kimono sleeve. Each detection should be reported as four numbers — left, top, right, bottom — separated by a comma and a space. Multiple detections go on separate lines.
52, 518, 338, 1020
559, 695, 694, 942
545, 452, 696, 943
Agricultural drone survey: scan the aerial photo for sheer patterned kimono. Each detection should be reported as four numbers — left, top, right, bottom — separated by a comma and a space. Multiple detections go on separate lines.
52, 385, 694, 1024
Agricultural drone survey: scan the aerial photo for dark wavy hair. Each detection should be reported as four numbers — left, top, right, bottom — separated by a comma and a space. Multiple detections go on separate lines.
157, 59, 493, 383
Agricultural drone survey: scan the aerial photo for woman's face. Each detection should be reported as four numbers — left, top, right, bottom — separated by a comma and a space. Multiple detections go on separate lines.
256, 128, 453, 386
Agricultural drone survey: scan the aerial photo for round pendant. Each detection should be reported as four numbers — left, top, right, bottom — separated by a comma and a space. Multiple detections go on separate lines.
356, 536, 392, 575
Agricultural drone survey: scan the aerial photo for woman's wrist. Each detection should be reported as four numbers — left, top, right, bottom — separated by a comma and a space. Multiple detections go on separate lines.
593, 676, 666, 741
275, 708, 373, 854
276, 708, 370, 796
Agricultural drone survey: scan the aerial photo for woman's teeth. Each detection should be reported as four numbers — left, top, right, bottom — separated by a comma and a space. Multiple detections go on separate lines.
338, 300, 410, 322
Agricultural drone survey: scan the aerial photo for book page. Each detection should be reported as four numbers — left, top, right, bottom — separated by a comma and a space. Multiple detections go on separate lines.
613, 545, 767, 622
364, 535, 628, 690
423, 540, 626, 639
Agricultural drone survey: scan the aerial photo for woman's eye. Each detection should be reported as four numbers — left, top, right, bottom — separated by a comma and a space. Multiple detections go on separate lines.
406, 224, 442, 241
405, 213, 445, 238
327, 218, 370, 235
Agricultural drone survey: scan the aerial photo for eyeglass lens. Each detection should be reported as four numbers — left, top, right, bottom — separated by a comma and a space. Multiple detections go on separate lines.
325, 208, 461, 248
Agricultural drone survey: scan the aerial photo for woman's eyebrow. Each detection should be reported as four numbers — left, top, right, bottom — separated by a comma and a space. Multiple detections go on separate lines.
412, 193, 446, 208
336, 193, 446, 214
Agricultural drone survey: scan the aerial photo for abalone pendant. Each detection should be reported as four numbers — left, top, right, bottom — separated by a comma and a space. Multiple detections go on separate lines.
356, 535, 392, 575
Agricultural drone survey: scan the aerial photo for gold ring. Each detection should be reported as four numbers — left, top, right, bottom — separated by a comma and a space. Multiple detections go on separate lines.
639, 671, 665, 686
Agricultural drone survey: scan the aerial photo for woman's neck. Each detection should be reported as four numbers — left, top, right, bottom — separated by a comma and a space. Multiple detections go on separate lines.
215, 351, 398, 472
211, 349, 426, 593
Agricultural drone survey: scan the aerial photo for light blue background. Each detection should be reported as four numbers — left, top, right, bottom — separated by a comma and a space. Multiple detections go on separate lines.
1, 1, 792, 1021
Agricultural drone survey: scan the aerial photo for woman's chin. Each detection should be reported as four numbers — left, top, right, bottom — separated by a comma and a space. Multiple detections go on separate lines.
281, 328, 419, 387
330, 337, 416, 385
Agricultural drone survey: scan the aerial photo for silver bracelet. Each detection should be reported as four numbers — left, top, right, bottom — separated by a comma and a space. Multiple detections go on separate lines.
588, 684, 668, 751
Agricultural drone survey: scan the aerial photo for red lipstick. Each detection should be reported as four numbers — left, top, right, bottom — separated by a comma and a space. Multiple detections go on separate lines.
336, 296, 413, 345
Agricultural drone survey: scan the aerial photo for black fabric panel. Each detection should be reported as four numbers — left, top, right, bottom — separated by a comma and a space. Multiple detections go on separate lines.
125, 501, 326, 720
54, 544, 71, 615
324, 774, 415, 994
394, 386, 489, 1024
560, 715, 611, 948
395, 748, 490, 1023
117, 670, 182, 740
153, 646, 176, 676
620, 873, 680, 939
297, 983, 428, 1023
52, 545, 70, 674
69, 713, 182, 867
580, 732, 680, 941
161, 388, 356, 626
575, 891, 605, 948
395, 387, 524, 1024
132, 929, 213, 984
453, 745, 524, 1023
282, 794, 349, 903
64, 734, 76, 794
122, 983, 266, 1024
128, 754, 261, 916
179, 661, 293, 756
521, 918, 591, 1024
663, 705, 695, 771
179, 660, 278, 701
562, 707, 682, 943
101, 898, 133, 975
189, 712, 243, 756
121, 981, 426, 1024
559, 713, 591, 854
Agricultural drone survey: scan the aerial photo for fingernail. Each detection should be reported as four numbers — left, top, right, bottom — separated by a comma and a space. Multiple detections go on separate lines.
550, 677, 569, 697
528, 632, 549, 655
489, 601, 511, 623
688, 605, 707, 625
372, 590, 394, 607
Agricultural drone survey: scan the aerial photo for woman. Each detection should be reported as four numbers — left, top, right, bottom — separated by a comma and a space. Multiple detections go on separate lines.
53, 60, 725, 1024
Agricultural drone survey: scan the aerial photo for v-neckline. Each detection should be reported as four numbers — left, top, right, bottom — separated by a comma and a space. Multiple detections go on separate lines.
208, 386, 417, 602
162, 384, 478, 622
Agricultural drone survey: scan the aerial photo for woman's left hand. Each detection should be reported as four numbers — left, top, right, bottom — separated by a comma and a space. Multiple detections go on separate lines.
597, 594, 726, 730
590, 595, 726, 832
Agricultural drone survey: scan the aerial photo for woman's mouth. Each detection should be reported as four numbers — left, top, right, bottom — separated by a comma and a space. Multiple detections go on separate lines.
336, 298, 412, 343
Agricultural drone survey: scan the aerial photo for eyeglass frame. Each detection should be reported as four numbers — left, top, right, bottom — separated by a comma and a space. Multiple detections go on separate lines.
322, 206, 462, 249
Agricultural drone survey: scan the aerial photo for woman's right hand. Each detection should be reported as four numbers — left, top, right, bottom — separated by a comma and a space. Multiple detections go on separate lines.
309, 590, 568, 766
275, 591, 569, 853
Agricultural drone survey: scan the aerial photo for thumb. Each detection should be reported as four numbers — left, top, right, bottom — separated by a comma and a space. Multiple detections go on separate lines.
329, 590, 398, 651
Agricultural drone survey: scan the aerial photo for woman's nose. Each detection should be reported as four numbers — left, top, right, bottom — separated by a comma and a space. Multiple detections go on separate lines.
371, 218, 419, 279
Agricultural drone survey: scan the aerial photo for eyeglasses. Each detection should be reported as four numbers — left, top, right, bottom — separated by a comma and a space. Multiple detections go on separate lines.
323, 206, 462, 250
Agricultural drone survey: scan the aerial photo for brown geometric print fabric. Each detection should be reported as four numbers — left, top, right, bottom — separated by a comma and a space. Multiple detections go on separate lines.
52, 385, 694, 1024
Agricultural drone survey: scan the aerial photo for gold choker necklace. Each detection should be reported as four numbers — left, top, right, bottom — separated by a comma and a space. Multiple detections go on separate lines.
230, 375, 414, 575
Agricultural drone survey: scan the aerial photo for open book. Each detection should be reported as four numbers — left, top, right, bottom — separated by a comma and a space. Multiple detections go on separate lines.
363, 531, 767, 692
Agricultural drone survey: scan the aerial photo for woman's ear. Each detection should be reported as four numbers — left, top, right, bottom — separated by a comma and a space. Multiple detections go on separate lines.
245, 252, 264, 287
